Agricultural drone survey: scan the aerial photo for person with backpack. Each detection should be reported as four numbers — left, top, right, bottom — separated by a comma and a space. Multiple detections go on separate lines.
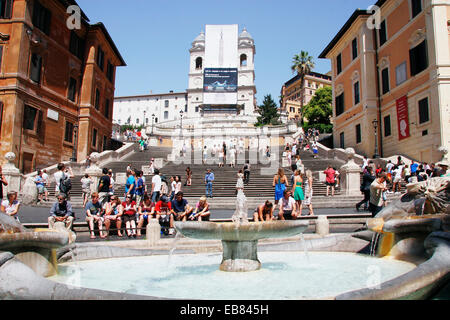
54, 163, 73, 199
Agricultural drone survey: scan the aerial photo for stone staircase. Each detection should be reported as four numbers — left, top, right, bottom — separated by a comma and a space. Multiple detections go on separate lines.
41, 143, 402, 209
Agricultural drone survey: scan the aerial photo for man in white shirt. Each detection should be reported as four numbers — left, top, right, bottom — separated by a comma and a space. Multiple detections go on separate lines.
151, 169, 162, 203
278, 190, 298, 220
385, 160, 394, 174
41, 169, 50, 202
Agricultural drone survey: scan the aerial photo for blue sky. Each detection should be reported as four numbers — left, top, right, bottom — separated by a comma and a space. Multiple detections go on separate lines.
77, 0, 375, 105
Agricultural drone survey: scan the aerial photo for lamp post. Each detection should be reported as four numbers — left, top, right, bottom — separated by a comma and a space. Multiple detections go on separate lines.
143, 110, 146, 129
70, 123, 79, 162
151, 113, 155, 135
179, 110, 184, 136
372, 119, 379, 159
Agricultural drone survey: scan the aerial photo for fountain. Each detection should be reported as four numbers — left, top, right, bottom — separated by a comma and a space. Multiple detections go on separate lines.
175, 189, 309, 272
0, 177, 448, 300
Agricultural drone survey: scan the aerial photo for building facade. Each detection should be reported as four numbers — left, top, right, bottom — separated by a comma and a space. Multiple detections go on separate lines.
187, 26, 257, 118
280, 71, 332, 121
0, 0, 125, 173
319, 0, 450, 163
113, 91, 187, 127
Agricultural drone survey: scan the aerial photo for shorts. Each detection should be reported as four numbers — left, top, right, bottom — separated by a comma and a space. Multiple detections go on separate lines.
325, 181, 336, 187
122, 214, 136, 223
37, 185, 45, 194
281, 210, 294, 220
313, 149, 318, 154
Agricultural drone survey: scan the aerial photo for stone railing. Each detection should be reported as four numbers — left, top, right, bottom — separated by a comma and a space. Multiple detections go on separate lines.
0, 143, 137, 202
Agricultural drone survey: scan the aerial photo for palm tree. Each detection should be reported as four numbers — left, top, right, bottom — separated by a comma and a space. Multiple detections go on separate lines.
291, 51, 315, 125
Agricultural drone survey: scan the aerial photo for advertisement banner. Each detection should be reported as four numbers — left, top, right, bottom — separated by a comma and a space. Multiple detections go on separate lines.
396, 95, 410, 140
203, 68, 238, 105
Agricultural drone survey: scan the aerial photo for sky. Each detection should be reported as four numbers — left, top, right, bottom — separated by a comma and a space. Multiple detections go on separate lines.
76, 0, 376, 105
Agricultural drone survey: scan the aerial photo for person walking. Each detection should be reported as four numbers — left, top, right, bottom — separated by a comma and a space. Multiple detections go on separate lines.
356, 166, 375, 212
243, 161, 251, 185
97, 168, 111, 206
151, 169, 162, 203
369, 173, 388, 217
323, 165, 337, 197
81, 174, 93, 208
303, 170, 314, 216
185, 167, 192, 186
291, 170, 305, 217
273, 168, 289, 206
205, 169, 215, 198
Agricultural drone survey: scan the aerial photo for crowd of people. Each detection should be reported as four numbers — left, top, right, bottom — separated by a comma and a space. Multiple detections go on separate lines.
356, 156, 450, 217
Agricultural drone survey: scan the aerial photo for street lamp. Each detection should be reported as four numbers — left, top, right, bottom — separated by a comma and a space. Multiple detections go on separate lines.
151, 113, 155, 135
179, 110, 184, 135
372, 119, 379, 159
143, 110, 146, 129
70, 123, 79, 162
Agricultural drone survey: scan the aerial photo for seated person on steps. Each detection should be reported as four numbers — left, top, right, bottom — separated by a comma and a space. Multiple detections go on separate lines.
171, 191, 193, 222
188, 196, 211, 221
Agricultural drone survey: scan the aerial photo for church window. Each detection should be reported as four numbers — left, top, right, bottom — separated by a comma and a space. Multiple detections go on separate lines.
195, 57, 202, 70
240, 54, 247, 66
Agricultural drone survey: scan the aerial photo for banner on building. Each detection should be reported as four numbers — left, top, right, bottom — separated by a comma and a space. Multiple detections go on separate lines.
396, 95, 410, 140
203, 68, 238, 104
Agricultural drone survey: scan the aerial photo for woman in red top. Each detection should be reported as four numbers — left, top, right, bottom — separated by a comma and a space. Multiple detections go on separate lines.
122, 195, 137, 237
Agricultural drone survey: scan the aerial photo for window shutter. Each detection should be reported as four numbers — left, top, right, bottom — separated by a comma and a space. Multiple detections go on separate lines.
5, 0, 13, 19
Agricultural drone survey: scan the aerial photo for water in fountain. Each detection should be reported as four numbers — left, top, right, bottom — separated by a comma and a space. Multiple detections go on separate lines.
167, 232, 182, 269
300, 233, 310, 263
231, 189, 248, 224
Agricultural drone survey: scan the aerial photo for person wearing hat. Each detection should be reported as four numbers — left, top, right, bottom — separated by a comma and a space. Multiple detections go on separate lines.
189, 196, 210, 221
154, 194, 175, 235
436, 160, 449, 177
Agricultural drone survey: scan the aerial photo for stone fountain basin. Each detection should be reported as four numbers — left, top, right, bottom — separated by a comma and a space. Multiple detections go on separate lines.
0, 230, 69, 250
174, 220, 310, 241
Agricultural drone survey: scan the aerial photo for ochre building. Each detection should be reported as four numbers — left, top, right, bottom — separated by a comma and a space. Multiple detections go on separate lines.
0, 0, 125, 173
319, 0, 449, 163
280, 71, 332, 121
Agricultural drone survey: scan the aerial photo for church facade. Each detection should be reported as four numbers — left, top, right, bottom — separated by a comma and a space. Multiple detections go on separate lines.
113, 24, 257, 126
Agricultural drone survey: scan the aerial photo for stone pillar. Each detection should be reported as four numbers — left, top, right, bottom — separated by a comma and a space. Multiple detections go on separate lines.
315, 215, 330, 236
2, 152, 21, 196
85, 152, 102, 193
146, 219, 161, 246
340, 148, 362, 196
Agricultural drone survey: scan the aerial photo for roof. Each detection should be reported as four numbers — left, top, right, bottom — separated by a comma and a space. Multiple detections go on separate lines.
284, 71, 332, 87
319, 0, 387, 58
114, 91, 187, 100
89, 23, 127, 66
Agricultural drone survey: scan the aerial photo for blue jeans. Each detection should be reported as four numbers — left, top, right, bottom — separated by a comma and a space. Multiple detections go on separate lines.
205, 182, 213, 197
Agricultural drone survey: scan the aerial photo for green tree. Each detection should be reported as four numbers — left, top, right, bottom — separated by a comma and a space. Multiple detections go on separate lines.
255, 94, 280, 127
291, 51, 315, 124
303, 86, 333, 132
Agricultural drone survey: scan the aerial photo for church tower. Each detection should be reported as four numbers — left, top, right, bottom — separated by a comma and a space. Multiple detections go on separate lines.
187, 25, 257, 119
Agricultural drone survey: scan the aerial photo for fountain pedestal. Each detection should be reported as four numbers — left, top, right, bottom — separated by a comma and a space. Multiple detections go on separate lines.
221, 240, 260, 272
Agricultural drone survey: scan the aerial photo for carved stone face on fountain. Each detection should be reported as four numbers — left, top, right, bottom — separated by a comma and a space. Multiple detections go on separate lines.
0, 211, 27, 234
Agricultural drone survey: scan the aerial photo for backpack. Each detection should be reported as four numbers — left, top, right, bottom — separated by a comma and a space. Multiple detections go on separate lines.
59, 175, 72, 194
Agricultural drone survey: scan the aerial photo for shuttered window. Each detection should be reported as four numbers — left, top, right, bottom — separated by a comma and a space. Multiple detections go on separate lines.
30, 53, 42, 84
0, 0, 13, 19
418, 97, 429, 124
410, 40, 428, 76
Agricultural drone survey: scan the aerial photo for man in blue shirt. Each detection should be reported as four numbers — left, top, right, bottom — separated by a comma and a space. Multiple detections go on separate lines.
410, 161, 419, 175
205, 169, 215, 198
170, 191, 193, 221
48, 194, 74, 231
135, 170, 145, 207
125, 170, 136, 200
